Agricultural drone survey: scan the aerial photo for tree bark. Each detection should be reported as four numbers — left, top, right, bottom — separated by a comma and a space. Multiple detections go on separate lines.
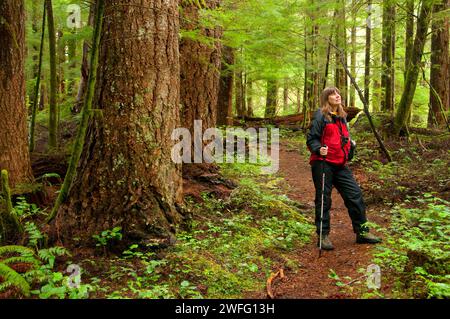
0, 0, 34, 188
364, 0, 372, 104
235, 70, 245, 117
381, 0, 396, 113
180, 0, 222, 135
72, 2, 95, 113
246, 76, 253, 117
54, 0, 183, 247
217, 46, 234, 126
350, 0, 357, 108
405, 0, 415, 80
428, 0, 449, 128
46, 0, 58, 149
265, 79, 278, 118
394, 0, 434, 135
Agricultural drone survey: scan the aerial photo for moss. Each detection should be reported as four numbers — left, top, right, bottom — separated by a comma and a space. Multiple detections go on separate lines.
112, 153, 126, 172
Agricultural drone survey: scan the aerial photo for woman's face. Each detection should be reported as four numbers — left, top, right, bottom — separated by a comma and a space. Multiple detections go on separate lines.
327, 91, 341, 106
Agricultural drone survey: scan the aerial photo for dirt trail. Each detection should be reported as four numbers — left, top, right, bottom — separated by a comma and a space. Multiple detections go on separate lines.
261, 140, 382, 299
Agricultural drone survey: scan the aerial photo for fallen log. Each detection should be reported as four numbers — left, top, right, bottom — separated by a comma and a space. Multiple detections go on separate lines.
234, 107, 362, 128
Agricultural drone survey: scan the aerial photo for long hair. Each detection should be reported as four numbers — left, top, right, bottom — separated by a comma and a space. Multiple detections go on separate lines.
320, 87, 347, 122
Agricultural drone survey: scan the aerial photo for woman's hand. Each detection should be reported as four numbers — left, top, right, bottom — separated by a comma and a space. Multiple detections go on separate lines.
320, 146, 328, 156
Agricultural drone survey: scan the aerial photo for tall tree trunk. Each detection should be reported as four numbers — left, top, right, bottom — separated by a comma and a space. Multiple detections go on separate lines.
394, 0, 434, 135
0, 0, 34, 188
246, 77, 253, 117
364, 0, 372, 104
381, 0, 396, 113
72, 2, 95, 113
217, 46, 234, 126
46, 0, 58, 149
428, 0, 449, 128
234, 70, 245, 118
334, 0, 348, 106
296, 87, 302, 113
405, 0, 415, 80
283, 78, 289, 112
180, 0, 222, 137
29, 0, 40, 108
350, 0, 357, 108
54, 0, 183, 246
30, 2, 47, 152
265, 79, 278, 118
67, 34, 77, 97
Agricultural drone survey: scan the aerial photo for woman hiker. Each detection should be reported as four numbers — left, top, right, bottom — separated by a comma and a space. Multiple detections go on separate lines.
306, 87, 381, 250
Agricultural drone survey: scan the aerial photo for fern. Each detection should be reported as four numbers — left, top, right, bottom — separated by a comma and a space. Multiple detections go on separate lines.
24, 222, 45, 248
0, 245, 34, 257
0, 281, 13, 293
38, 247, 70, 268
1, 256, 40, 267
0, 263, 30, 296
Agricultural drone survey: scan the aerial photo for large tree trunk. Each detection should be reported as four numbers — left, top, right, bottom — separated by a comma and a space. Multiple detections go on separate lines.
54, 0, 183, 247
381, 0, 396, 113
428, 0, 449, 128
217, 46, 234, 126
0, 0, 34, 188
180, 0, 222, 136
394, 0, 433, 135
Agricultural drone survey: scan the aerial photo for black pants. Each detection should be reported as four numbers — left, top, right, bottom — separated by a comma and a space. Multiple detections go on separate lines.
311, 160, 368, 236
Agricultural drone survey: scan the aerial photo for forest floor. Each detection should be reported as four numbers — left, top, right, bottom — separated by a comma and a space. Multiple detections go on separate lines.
3, 119, 449, 299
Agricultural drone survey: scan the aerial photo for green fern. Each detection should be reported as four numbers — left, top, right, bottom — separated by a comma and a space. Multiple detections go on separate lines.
38, 247, 69, 268
1, 256, 40, 267
0, 245, 34, 257
0, 263, 30, 296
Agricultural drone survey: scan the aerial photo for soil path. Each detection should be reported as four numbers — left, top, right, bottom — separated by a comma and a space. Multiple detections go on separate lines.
261, 140, 382, 298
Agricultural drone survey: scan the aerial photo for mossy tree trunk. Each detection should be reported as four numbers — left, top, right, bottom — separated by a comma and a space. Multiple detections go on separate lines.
54, 0, 183, 247
364, 0, 372, 104
45, 0, 58, 149
405, 0, 415, 80
0, 0, 34, 188
428, 0, 449, 128
350, 0, 357, 108
30, 2, 47, 152
246, 77, 253, 117
394, 0, 434, 135
381, 0, 396, 113
265, 79, 278, 118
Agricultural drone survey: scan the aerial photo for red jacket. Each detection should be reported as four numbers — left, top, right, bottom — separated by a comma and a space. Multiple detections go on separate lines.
306, 110, 352, 166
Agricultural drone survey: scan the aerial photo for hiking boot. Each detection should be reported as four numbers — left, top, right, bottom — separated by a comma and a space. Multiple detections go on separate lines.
317, 235, 334, 250
356, 232, 382, 244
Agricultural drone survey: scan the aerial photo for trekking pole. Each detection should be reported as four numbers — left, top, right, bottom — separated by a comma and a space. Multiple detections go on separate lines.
319, 145, 327, 258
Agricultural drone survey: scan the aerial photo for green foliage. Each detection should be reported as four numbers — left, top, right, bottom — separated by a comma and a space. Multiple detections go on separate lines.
373, 196, 450, 298
92, 226, 123, 248
0, 263, 32, 297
